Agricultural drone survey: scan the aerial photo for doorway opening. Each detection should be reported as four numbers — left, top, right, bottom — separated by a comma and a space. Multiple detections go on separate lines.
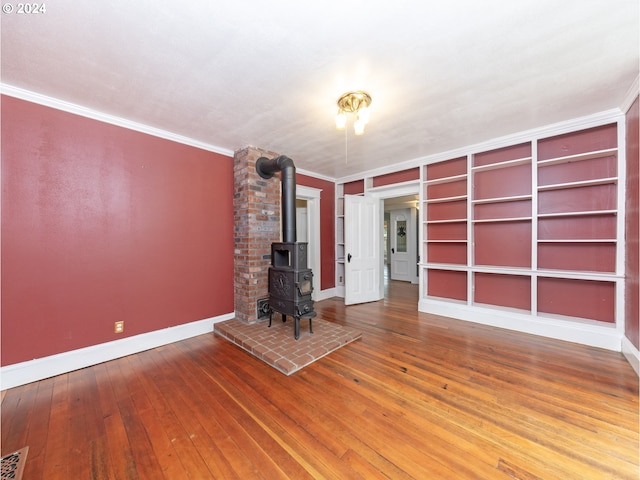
383, 194, 419, 305
383, 195, 419, 287
344, 183, 420, 306
296, 185, 321, 300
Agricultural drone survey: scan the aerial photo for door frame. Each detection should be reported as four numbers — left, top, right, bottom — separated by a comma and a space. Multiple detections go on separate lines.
369, 181, 421, 293
297, 185, 321, 300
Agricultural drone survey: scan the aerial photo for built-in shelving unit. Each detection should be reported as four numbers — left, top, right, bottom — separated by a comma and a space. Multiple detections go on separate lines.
333, 117, 625, 350
420, 121, 624, 348
335, 184, 345, 292
423, 156, 469, 301
534, 124, 619, 324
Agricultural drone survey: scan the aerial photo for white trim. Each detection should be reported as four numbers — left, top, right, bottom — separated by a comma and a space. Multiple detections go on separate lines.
622, 336, 640, 377
367, 181, 420, 199
297, 167, 335, 183
620, 75, 640, 377
297, 185, 321, 198
0, 83, 234, 157
418, 299, 622, 351
0, 312, 234, 390
620, 74, 640, 113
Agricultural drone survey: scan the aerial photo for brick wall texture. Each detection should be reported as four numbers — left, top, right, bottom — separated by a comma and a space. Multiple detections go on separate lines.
233, 146, 282, 323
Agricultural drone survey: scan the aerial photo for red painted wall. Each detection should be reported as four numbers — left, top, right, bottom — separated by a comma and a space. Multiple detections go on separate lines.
625, 96, 639, 350
297, 173, 335, 291
1, 96, 235, 366
372, 167, 420, 187
344, 179, 364, 195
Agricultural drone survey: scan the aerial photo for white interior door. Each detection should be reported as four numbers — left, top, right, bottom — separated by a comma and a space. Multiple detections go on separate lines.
345, 194, 383, 305
390, 208, 411, 282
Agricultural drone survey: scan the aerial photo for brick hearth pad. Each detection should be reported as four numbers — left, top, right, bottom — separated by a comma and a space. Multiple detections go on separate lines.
214, 317, 362, 375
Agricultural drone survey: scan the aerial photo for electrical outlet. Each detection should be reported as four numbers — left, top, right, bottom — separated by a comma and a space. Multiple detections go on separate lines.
114, 321, 124, 334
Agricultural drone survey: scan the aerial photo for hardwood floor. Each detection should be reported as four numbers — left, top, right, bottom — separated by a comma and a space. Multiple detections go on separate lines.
2, 281, 638, 479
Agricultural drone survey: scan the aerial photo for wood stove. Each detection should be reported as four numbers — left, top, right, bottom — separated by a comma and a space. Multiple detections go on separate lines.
256, 156, 316, 339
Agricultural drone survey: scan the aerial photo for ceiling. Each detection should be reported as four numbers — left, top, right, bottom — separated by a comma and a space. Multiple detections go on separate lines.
2, 1, 638, 180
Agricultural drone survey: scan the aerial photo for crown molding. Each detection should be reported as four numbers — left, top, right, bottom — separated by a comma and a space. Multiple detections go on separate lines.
1, 84, 234, 157
296, 167, 335, 183
620, 74, 640, 113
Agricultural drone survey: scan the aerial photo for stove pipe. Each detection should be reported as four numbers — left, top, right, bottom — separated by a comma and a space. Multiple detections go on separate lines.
256, 155, 296, 243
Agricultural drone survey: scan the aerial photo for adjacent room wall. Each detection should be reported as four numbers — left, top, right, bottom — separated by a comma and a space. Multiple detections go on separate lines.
1, 95, 235, 366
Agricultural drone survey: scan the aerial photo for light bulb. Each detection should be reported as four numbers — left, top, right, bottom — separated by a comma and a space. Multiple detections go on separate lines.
357, 106, 370, 125
335, 111, 346, 130
354, 119, 365, 135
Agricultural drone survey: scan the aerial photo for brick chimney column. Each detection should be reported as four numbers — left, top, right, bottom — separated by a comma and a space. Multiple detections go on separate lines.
233, 146, 282, 323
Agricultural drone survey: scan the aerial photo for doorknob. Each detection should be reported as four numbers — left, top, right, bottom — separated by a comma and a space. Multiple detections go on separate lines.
347, 253, 352, 263
392, 248, 395, 254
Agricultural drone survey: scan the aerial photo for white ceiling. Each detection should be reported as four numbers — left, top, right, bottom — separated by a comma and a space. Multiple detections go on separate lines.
2, 1, 638, 180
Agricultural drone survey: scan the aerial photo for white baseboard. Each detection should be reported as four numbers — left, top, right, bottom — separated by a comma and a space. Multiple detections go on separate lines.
622, 336, 640, 377
0, 312, 235, 391
419, 299, 622, 351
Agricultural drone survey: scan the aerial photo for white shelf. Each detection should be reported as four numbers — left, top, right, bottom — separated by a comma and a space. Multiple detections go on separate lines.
537, 239, 616, 243
420, 263, 469, 271
422, 264, 539, 277
425, 239, 467, 243
425, 173, 467, 185
538, 177, 617, 192
426, 218, 468, 224
537, 209, 617, 219
537, 148, 617, 167
471, 156, 532, 172
535, 269, 622, 281
472, 194, 532, 204
424, 195, 467, 204
472, 216, 532, 223
471, 265, 533, 276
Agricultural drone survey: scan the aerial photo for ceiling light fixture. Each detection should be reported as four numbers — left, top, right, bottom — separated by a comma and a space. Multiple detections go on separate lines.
335, 91, 372, 135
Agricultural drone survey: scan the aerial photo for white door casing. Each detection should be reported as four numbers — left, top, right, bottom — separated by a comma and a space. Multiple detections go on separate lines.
344, 194, 383, 305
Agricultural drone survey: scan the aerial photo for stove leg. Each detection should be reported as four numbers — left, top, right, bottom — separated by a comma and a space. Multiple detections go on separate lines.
282, 313, 287, 323
268, 311, 273, 327
294, 317, 300, 340
309, 318, 313, 334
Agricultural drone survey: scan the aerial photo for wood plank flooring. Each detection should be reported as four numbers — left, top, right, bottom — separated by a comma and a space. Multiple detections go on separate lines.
2, 280, 638, 479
